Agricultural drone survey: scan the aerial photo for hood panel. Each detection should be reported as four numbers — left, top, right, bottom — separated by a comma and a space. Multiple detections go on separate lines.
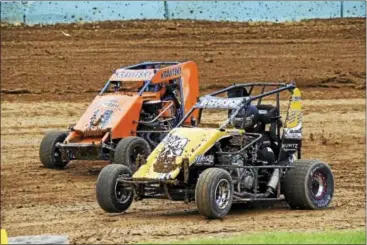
73, 94, 142, 137
133, 127, 227, 180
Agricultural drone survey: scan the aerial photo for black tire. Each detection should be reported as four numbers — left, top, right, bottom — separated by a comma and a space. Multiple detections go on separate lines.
283, 159, 334, 210
39, 131, 69, 169
96, 164, 134, 213
195, 168, 233, 219
113, 136, 151, 172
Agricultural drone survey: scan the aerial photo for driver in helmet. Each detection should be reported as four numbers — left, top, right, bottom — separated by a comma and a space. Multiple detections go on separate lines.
231, 104, 276, 165
231, 104, 260, 131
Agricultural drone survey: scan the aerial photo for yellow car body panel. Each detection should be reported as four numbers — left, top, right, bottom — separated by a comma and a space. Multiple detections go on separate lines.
285, 87, 302, 129
133, 127, 242, 180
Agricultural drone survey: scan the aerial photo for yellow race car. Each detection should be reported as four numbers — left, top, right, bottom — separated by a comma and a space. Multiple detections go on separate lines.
95, 83, 334, 219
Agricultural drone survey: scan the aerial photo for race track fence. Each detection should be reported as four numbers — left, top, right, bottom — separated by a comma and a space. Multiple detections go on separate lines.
1, 1, 366, 25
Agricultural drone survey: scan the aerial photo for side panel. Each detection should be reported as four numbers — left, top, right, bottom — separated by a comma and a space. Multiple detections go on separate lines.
180, 61, 200, 124
151, 64, 183, 83
284, 88, 302, 134
151, 61, 200, 125
281, 87, 302, 154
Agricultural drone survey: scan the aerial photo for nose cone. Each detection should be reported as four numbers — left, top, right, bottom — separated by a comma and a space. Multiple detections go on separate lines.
73, 94, 141, 137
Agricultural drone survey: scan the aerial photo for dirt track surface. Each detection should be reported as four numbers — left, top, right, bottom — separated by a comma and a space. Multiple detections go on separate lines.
1, 18, 366, 102
0, 18, 366, 244
1, 98, 365, 244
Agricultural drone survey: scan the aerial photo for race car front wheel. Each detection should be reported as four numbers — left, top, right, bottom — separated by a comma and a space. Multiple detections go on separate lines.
96, 164, 134, 213
39, 131, 69, 169
283, 159, 334, 210
113, 136, 151, 172
195, 168, 233, 219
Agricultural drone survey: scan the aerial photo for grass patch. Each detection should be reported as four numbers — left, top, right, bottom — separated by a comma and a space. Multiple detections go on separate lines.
169, 229, 365, 244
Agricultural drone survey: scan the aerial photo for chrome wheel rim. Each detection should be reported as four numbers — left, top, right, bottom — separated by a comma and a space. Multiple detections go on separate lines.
215, 179, 231, 209
311, 171, 327, 200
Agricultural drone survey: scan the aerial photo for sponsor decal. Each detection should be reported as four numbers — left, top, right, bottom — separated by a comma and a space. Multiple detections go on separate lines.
161, 134, 188, 156
100, 99, 119, 110
88, 98, 118, 128
282, 143, 299, 149
112, 69, 154, 79
195, 154, 215, 166
292, 96, 302, 101
88, 109, 114, 128
161, 67, 181, 79
153, 134, 189, 173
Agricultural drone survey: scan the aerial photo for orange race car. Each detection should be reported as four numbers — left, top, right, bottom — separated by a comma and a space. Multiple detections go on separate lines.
39, 61, 200, 171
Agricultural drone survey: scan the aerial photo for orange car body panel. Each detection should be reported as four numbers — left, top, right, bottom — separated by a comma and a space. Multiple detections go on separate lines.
65, 61, 200, 144
152, 61, 200, 124
180, 62, 200, 124
68, 94, 143, 141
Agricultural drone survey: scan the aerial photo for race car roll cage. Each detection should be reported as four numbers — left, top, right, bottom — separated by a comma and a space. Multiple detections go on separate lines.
120, 82, 301, 203
99, 61, 181, 95
178, 82, 296, 138
178, 82, 301, 161
98, 61, 186, 134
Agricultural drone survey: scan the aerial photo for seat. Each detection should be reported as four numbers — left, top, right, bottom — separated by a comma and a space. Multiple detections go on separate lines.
256, 104, 278, 123
255, 104, 282, 142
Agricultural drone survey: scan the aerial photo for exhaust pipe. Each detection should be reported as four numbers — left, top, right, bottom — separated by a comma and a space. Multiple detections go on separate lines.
267, 168, 280, 193
234, 169, 280, 198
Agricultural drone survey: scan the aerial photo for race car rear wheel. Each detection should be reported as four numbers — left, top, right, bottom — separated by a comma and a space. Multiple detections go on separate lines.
39, 131, 69, 169
113, 136, 151, 173
283, 159, 334, 210
195, 168, 233, 219
96, 164, 134, 213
